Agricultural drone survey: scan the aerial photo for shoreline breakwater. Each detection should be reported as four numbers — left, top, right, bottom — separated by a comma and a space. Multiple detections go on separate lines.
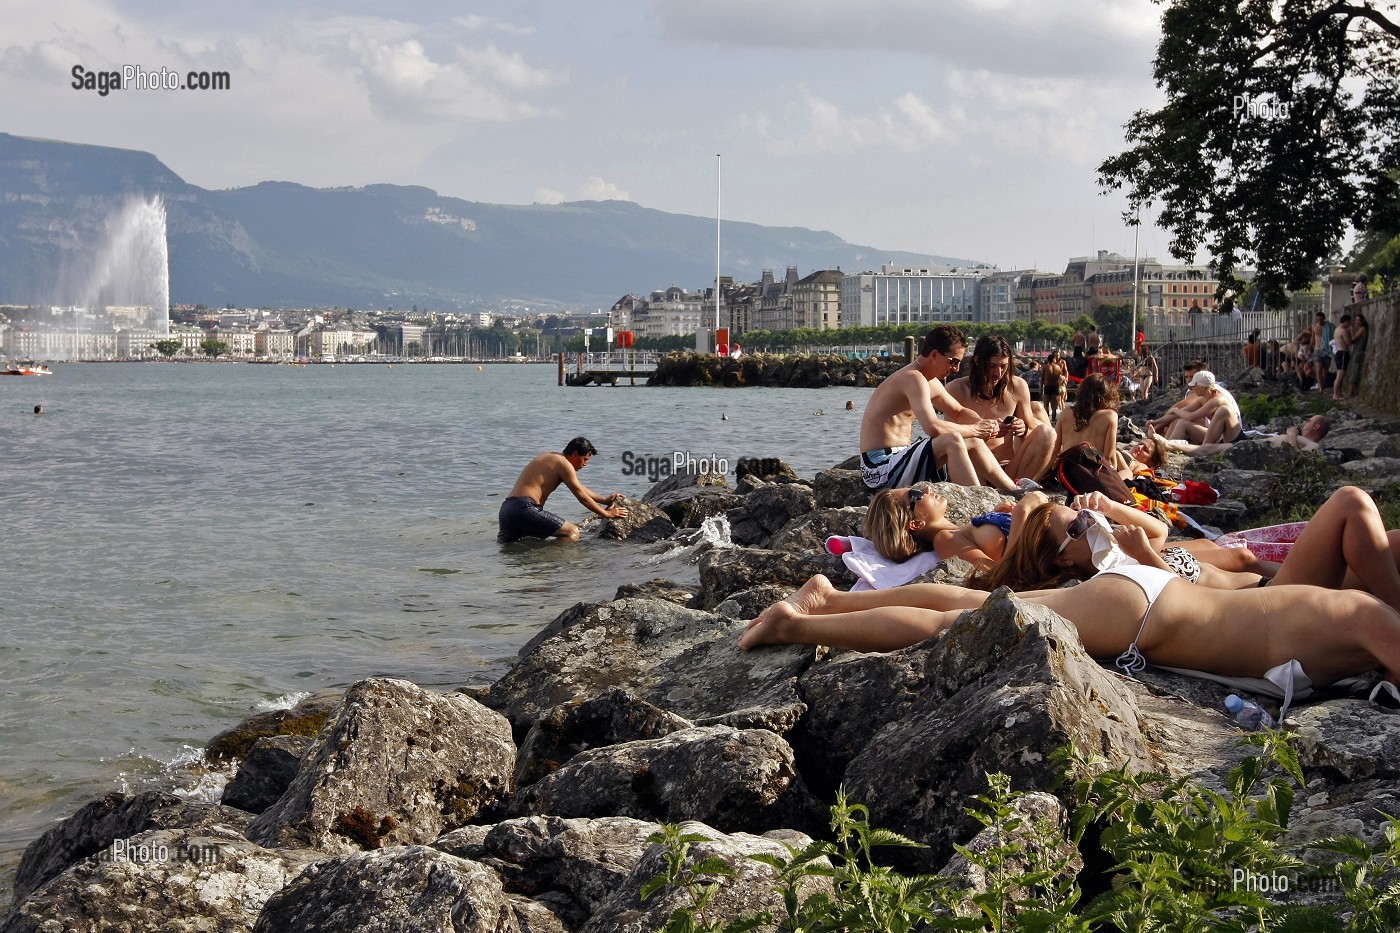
9, 395, 1400, 929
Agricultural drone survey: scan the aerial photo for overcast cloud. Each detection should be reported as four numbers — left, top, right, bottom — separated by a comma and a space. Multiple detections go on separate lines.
5, 0, 1176, 286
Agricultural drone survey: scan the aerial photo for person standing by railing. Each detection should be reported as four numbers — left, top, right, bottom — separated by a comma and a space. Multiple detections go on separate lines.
1333, 315, 1354, 401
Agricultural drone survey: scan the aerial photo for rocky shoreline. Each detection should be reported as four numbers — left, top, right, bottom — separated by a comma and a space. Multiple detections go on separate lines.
7, 380, 1400, 931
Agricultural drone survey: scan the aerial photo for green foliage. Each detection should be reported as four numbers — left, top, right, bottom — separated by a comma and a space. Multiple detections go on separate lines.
149, 338, 183, 358
1253, 451, 1337, 524
1237, 392, 1298, 426
644, 737, 1400, 930
1098, 1, 1400, 309
198, 337, 228, 358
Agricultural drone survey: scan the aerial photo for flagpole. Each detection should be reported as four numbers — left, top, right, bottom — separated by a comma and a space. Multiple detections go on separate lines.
716, 153, 722, 350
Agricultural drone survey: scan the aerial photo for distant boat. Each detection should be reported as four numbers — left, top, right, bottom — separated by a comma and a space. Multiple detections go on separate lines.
1, 362, 52, 376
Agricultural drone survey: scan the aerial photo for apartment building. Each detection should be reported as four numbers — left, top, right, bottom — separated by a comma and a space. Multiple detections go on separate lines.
840, 264, 983, 328
790, 270, 844, 330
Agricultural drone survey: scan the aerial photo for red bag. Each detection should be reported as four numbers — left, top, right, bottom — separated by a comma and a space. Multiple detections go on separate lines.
1168, 479, 1218, 505
1054, 443, 1134, 503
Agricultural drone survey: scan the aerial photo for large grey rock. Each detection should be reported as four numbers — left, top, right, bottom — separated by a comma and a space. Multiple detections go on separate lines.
595, 497, 675, 543
731, 483, 817, 539
514, 688, 693, 787
205, 689, 343, 763
931, 482, 1016, 524
1216, 439, 1304, 471
1289, 700, 1400, 783
581, 822, 817, 933
4, 827, 319, 933
765, 507, 865, 552
1375, 434, 1400, 459
433, 816, 661, 930
252, 845, 517, 933
812, 468, 873, 508
222, 734, 314, 814
696, 546, 852, 609
1340, 456, 1400, 478
247, 678, 515, 856
640, 470, 730, 526
837, 591, 1156, 871
733, 457, 801, 489
11, 790, 253, 905
612, 579, 696, 607
938, 792, 1082, 917
481, 598, 812, 739
509, 726, 820, 835
1195, 469, 1273, 505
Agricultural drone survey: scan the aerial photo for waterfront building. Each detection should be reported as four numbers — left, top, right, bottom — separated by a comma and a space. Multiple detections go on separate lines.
790, 270, 844, 330
254, 326, 294, 359
976, 270, 1035, 325
839, 264, 984, 328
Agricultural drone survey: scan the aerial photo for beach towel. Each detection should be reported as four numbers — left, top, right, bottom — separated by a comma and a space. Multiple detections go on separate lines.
826, 535, 942, 591
1215, 521, 1307, 562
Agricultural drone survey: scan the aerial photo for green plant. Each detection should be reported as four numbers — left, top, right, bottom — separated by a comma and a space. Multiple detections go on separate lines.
1253, 452, 1337, 524
641, 823, 763, 933
1237, 392, 1297, 427
1311, 816, 1400, 932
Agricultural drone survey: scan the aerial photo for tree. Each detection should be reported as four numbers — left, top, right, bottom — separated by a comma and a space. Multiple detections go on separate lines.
199, 337, 228, 358
1099, 1, 1400, 308
150, 338, 183, 358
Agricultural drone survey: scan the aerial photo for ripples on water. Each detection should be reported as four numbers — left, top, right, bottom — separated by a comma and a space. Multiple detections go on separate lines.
0, 361, 870, 901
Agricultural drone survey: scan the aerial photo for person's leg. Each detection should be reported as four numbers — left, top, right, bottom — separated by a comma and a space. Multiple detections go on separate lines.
1006, 422, 1055, 482
965, 438, 1021, 490
930, 433, 978, 486
1141, 374, 1154, 400
748, 575, 988, 630
1201, 408, 1241, 445
1179, 539, 1279, 577
739, 601, 961, 651
1271, 486, 1400, 609
553, 521, 582, 541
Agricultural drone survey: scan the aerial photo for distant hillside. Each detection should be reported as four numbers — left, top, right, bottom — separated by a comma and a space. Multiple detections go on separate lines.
0, 133, 968, 309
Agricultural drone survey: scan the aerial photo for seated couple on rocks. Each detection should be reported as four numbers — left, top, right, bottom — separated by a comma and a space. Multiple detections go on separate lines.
741, 486, 1400, 696
859, 326, 1052, 496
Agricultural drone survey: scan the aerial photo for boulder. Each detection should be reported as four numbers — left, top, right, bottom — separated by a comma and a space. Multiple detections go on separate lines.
433, 816, 661, 929
639, 470, 735, 529
246, 678, 515, 856
696, 546, 852, 610
222, 734, 314, 814
205, 689, 343, 763
712, 584, 791, 622
5, 826, 319, 933
1376, 434, 1400, 459
514, 688, 694, 787
734, 457, 801, 487
812, 468, 873, 508
1216, 439, 1302, 472
11, 790, 253, 905
580, 822, 816, 933
836, 591, 1156, 871
1195, 469, 1275, 506
1288, 700, 1400, 783
612, 579, 697, 608
932, 482, 1016, 524
1341, 456, 1400, 478
508, 726, 821, 835
765, 507, 866, 553
595, 497, 675, 543
730, 483, 817, 539
252, 845, 517, 933
480, 598, 812, 740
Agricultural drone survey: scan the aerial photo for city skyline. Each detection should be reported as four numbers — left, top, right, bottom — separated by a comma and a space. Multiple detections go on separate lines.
6, 0, 1174, 274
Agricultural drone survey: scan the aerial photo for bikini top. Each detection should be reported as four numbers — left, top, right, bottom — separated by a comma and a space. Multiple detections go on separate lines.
969, 511, 1014, 537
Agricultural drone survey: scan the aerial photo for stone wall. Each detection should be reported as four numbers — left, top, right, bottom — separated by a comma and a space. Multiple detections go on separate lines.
1358, 292, 1398, 415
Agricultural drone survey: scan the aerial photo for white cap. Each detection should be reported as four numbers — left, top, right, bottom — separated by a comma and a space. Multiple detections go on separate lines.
1189, 370, 1216, 389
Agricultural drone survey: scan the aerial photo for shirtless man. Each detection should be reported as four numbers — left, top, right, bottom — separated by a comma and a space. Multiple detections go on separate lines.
859, 324, 1027, 492
497, 436, 628, 543
1148, 359, 1208, 435
945, 334, 1055, 483
1163, 370, 1242, 444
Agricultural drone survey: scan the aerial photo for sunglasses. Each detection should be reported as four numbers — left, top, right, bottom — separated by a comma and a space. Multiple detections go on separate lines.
907, 487, 925, 510
945, 355, 964, 371
1057, 509, 1096, 554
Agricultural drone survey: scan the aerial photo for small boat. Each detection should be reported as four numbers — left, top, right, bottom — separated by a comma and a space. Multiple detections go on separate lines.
0, 362, 52, 376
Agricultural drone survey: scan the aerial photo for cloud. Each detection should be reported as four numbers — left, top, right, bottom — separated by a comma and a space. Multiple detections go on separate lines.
577, 176, 630, 201
646, 0, 1159, 79
453, 14, 535, 38
533, 186, 566, 204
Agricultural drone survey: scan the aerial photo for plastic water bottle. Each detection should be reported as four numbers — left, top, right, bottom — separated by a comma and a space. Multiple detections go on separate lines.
1224, 694, 1275, 730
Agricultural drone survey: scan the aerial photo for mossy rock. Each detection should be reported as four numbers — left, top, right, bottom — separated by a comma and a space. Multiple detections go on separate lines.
205, 689, 342, 763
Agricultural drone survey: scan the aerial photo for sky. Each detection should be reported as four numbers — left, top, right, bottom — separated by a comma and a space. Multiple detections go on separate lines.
5, 0, 1177, 277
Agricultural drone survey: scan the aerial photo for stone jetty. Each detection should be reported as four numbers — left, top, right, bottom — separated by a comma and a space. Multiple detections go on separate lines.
7, 405, 1400, 931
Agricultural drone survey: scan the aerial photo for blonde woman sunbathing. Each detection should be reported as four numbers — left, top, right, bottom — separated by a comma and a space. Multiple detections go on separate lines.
740, 521, 1400, 691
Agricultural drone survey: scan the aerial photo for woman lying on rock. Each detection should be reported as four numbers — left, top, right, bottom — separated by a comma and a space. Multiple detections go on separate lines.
973, 486, 1400, 610
863, 482, 1267, 582
738, 512, 1400, 690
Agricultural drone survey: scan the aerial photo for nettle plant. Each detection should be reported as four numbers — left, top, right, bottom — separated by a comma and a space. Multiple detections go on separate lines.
643, 734, 1400, 931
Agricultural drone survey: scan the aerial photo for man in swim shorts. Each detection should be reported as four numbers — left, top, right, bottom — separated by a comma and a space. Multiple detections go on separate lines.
858, 325, 1025, 492
498, 437, 628, 543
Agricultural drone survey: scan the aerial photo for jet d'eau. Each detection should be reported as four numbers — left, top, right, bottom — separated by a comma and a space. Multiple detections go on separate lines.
7, 195, 169, 360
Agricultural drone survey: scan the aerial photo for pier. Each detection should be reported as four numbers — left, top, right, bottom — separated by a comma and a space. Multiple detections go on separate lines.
558, 350, 660, 386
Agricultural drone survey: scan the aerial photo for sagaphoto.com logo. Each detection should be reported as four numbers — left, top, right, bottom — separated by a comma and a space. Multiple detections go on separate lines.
1232, 92, 1290, 121
72, 64, 231, 96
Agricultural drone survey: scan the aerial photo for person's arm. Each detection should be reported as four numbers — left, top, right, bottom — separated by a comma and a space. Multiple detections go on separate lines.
923, 381, 998, 440
562, 467, 628, 519
1071, 491, 1169, 551
1006, 490, 1051, 553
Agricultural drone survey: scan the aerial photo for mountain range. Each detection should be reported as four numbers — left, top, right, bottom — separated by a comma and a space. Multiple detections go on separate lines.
0, 133, 964, 310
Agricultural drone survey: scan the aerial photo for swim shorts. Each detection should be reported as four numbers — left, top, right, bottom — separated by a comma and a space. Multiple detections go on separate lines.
861, 438, 949, 490
497, 496, 566, 543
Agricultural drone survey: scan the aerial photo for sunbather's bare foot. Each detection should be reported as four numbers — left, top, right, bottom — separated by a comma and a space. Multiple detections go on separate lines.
743, 574, 834, 633
738, 599, 799, 650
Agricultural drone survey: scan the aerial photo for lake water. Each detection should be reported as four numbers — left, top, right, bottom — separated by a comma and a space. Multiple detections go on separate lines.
0, 361, 870, 905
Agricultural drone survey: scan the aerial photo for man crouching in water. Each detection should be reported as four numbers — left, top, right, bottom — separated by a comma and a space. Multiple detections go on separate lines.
498, 436, 628, 543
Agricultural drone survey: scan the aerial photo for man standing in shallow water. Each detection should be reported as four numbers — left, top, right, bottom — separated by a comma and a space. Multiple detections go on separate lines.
858, 324, 1026, 492
498, 436, 628, 543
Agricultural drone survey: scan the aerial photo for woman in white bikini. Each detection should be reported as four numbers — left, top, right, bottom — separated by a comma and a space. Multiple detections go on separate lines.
739, 498, 1400, 689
